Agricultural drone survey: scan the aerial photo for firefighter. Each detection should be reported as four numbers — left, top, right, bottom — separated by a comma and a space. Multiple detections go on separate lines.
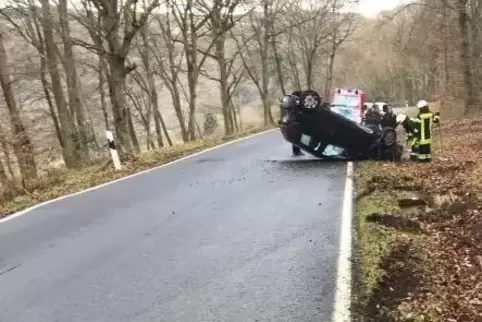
414, 100, 440, 161
396, 113, 421, 161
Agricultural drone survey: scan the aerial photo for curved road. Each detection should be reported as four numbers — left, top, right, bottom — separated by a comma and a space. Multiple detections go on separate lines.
0, 130, 348, 322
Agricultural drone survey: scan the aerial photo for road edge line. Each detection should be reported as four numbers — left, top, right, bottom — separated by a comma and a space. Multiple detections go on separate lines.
332, 161, 353, 321
1, 128, 279, 224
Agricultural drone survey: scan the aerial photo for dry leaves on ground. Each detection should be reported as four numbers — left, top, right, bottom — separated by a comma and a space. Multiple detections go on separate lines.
357, 118, 482, 321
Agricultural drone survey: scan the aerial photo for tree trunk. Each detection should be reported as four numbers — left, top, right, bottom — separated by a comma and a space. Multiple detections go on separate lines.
58, 0, 90, 162
106, 55, 133, 153
261, 1, 272, 125
140, 26, 172, 147
0, 156, 7, 183
0, 125, 11, 181
286, 41, 302, 90
152, 108, 164, 148
40, 0, 79, 168
215, 32, 234, 135
99, 58, 110, 130
305, 50, 315, 90
0, 129, 15, 179
171, 85, 188, 142
0, 32, 37, 180
237, 103, 243, 129
185, 22, 199, 141
457, 1, 475, 112
127, 107, 140, 154
28, 4, 64, 149
325, 51, 336, 99
40, 54, 63, 148
271, 36, 286, 95
442, 5, 450, 97
230, 100, 239, 132
156, 107, 172, 146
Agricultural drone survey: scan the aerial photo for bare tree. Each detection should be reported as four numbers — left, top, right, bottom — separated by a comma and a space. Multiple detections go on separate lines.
41, 0, 82, 168
0, 123, 11, 183
151, 12, 189, 142
79, 0, 160, 153
137, 23, 172, 147
168, 0, 217, 140
234, 0, 275, 126
126, 76, 155, 150
234, 0, 324, 125
57, 0, 91, 161
323, 0, 358, 97
200, 0, 251, 135
288, 1, 333, 90
0, 32, 37, 181
0, 1, 65, 150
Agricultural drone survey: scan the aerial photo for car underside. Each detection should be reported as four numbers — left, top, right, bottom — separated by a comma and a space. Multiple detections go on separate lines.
278, 92, 403, 161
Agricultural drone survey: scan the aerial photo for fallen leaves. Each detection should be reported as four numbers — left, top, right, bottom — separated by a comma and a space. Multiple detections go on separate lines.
357, 117, 482, 321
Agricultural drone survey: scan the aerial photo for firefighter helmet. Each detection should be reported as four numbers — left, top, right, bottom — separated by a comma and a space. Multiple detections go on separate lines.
416, 100, 428, 109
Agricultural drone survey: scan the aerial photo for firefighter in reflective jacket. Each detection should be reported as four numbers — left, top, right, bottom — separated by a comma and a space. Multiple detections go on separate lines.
414, 100, 440, 161
396, 100, 440, 161
396, 113, 421, 160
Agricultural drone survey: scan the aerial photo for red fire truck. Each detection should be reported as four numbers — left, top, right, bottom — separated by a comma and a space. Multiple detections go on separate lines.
330, 88, 366, 124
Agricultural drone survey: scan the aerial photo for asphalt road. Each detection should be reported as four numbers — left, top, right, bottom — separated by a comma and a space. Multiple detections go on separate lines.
0, 130, 348, 322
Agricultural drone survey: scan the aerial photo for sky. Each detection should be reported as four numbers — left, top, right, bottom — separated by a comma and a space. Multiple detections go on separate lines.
0, 0, 410, 18
356, 0, 410, 17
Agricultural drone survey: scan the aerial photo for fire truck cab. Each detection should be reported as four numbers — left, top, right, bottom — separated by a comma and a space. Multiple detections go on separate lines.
330, 87, 365, 124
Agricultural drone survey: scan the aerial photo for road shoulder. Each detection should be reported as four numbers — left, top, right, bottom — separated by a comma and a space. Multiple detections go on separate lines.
352, 118, 482, 321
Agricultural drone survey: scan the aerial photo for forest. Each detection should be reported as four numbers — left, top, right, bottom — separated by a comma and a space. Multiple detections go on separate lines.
0, 0, 480, 188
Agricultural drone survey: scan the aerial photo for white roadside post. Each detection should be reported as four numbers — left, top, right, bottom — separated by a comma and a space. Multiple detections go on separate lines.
106, 130, 121, 170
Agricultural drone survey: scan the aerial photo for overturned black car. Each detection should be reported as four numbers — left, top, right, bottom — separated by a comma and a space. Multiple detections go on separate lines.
278, 90, 403, 161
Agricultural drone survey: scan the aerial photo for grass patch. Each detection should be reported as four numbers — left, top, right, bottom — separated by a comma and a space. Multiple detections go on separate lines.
357, 191, 400, 296
354, 163, 432, 321
0, 126, 275, 218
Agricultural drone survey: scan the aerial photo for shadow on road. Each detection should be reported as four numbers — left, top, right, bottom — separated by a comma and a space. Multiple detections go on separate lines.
264, 156, 346, 164
263, 157, 347, 175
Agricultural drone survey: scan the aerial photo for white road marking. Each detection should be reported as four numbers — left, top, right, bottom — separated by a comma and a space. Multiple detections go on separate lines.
0, 129, 278, 224
332, 161, 354, 321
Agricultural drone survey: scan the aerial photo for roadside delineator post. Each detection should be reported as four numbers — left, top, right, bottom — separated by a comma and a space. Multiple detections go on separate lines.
106, 130, 121, 170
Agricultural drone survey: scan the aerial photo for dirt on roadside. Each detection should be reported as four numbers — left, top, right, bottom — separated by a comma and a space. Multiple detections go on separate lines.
355, 118, 482, 321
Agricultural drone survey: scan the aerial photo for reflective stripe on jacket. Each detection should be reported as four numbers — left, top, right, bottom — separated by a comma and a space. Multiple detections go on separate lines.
418, 112, 433, 145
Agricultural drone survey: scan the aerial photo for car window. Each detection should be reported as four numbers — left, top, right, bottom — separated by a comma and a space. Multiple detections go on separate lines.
322, 144, 345, 157
331, 94, 360, 107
